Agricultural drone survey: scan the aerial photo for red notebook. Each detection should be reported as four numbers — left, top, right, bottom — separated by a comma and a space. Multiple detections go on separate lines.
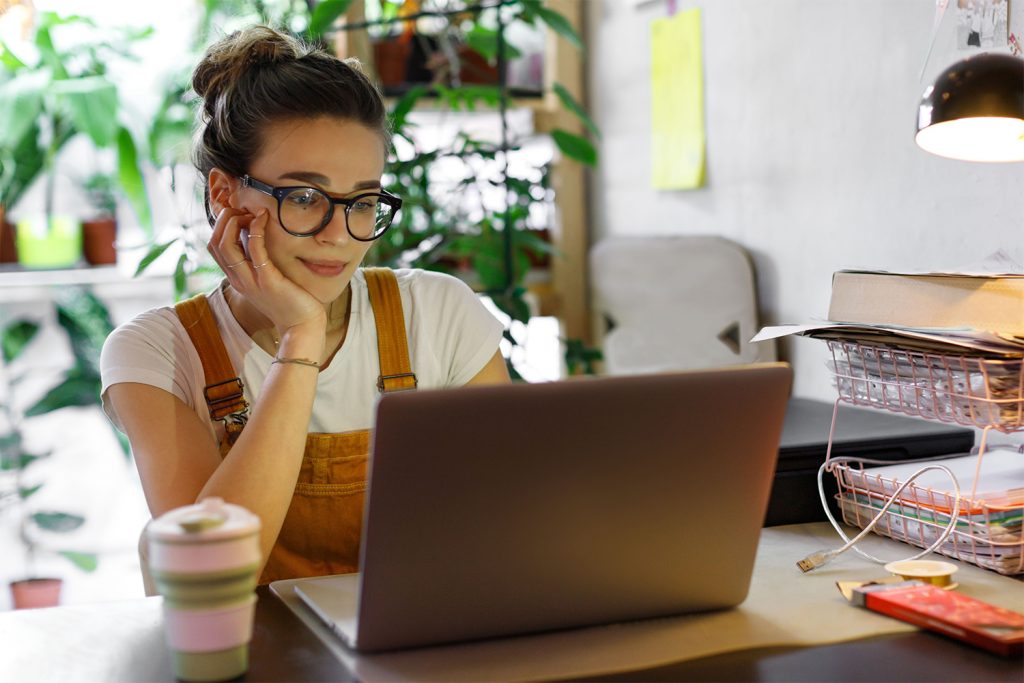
858, 582, 1024, 657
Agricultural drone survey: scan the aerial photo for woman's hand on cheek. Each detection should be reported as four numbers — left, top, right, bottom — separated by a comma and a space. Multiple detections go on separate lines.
208, 207, 327, 343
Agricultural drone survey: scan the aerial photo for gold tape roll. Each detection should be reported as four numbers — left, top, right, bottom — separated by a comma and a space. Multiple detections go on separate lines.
883, 560, 959, 588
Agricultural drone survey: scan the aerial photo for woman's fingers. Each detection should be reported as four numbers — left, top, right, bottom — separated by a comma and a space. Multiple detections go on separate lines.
209, 208, 259, 289
207, 207, 324, 340
244, 209, 272, 274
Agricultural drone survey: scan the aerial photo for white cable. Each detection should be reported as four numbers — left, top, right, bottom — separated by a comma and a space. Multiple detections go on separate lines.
797, 456, 961, 572
919, 0, 951, 82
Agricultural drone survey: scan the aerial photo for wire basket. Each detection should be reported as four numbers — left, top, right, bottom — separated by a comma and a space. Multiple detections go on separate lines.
833, 459, 1023, 575
823, 339, 1023, 575
827, 340, 1024, 432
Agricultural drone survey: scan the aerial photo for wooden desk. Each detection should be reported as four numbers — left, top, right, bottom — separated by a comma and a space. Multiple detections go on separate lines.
0, 585, 1018, 682
253, 587, 1024, 683
1, 525, 1021, 682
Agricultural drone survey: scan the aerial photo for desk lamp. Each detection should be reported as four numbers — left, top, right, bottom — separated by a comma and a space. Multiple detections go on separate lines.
915, 53, 1024, 162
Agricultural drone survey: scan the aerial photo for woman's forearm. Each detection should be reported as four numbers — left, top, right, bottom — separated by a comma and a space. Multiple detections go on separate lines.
197, 322, 325, 570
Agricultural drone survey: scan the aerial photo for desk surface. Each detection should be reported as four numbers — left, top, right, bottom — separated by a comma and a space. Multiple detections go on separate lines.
1, 524, 1021, 682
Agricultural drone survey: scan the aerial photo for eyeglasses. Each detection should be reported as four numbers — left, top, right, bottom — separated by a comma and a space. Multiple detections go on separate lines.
241, 175, 402, 241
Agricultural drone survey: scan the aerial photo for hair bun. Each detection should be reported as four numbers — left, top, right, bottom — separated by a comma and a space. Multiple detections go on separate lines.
192, 26, 308, 116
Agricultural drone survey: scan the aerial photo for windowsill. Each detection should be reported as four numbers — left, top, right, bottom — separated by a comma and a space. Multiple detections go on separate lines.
0, 265, 173, 304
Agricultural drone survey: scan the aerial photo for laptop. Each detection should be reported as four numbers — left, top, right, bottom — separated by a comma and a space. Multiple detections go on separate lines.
275, 362, 792, 652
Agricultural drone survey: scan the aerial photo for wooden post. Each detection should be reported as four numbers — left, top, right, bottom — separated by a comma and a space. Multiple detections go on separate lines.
536, 0, 591, 345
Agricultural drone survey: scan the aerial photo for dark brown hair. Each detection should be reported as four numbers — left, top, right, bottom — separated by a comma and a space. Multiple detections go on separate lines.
192, 25, 388, 221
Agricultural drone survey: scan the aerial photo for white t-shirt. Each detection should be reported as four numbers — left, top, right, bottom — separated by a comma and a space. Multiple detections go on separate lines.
100, 269, 503, 442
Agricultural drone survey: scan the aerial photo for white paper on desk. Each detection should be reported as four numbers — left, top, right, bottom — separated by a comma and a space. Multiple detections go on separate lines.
848, 448, 1024, 504
751, 321, 979, 341
750, 321, 1024, 355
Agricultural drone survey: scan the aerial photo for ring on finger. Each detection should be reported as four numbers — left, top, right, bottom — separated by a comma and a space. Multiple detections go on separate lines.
246, 234, 264, 239
253, 260, 271, 269
226, 259, 247, 269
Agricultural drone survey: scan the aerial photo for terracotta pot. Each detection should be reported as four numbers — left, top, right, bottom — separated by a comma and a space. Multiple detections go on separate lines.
457, 45, 499, 85
9, 577, 63, 609
0, 205, 16, 264
373, 40, 411, 87
81, 217, 118, 266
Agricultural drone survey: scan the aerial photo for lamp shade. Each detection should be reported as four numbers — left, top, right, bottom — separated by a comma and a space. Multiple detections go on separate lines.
915, 53, 1024, 162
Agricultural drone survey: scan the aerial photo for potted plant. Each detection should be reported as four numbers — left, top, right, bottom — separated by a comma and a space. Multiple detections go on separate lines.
80, 172, 119, 266
1, 287, 124, 608
0, 156, 20, 263
0, 11, 152, 269
366, 0, 415, 88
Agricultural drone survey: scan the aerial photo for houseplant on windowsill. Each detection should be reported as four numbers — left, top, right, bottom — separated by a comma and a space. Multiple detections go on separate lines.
1, 288, 125, 607
0, 11, 152, 269
79, 172, 119, 266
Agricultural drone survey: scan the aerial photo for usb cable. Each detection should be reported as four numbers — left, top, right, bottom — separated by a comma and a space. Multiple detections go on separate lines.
797, 457, 961, 572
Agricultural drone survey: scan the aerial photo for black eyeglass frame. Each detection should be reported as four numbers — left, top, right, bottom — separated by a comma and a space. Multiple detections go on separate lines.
241, 174, 403, 241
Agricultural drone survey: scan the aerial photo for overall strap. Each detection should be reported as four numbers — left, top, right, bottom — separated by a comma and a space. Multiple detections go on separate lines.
174, 294, 249, 444
363, 268, 418, 393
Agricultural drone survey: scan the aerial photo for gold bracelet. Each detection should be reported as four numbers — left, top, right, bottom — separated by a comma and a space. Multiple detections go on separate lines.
272, 356, 321, 369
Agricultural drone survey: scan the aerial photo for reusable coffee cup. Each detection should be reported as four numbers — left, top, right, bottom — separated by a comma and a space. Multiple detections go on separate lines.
147, 497, 261, 682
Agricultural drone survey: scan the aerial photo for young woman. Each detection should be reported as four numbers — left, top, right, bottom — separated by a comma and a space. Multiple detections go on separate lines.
100, 26, 509, 587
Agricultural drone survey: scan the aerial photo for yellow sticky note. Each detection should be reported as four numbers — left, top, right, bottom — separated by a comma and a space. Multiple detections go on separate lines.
651, 8, 705, 189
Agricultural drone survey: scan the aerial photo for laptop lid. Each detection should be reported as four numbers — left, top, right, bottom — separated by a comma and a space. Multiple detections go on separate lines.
300, 363, 792, 652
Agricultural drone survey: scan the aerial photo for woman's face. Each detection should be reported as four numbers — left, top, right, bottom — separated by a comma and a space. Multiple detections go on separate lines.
235, 116, 387, 305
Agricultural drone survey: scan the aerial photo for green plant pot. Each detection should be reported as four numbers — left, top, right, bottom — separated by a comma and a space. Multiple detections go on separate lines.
15, 216, 82, 268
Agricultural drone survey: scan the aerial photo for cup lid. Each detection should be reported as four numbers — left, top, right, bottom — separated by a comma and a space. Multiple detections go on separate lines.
148, 497, 260, 543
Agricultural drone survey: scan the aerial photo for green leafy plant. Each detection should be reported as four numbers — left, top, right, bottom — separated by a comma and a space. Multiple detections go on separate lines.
338, 1, 600, 376
0, 288, 125, 578
0, 11, 152, 233
81, 172, 118, 220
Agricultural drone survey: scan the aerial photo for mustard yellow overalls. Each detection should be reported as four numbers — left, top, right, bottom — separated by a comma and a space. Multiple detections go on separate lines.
140, 268, 416, 592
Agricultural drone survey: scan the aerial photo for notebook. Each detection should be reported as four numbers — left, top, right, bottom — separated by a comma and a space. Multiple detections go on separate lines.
272, 362, 792, 652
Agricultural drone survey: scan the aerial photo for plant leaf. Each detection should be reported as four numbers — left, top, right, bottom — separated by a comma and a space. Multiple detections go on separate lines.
0, 120, 45, 209
55, 288, 114, 374
117, 126, 152, 235
553, 82, 600, 139
0, 447, 46, 472
19, 484, 43, 499
0, 39, 27, 70
31, 511, 85, 533
52, 76, 119, 147
534, 5, 582, 51
465, 25, 522, 62
389, 85, 427, 133
551, 128, 597, 166
0, 70, 47, 150
148, 105, 193, 167
24, 371, 100, 417
59, 551, 99, 572
134, 239, 175, 277
491, 287, 532, 324
0, 431, 21, 453
174, 252, 188, 300
308, 0, 354, 39
2, 320, 40, 363
34, 22, 68, 79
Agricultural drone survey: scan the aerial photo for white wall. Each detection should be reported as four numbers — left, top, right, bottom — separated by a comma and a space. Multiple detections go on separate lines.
586, 0, 1024, 415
